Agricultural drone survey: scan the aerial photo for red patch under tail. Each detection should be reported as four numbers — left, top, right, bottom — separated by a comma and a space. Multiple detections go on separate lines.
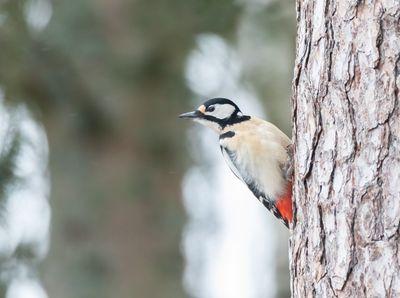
275, 182, 293, 224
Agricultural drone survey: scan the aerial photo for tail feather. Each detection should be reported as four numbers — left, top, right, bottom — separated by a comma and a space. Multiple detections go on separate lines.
260, 182, 292, 228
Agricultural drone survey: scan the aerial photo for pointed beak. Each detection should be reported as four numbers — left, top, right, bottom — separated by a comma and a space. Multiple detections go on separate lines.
178, 110, 203, 119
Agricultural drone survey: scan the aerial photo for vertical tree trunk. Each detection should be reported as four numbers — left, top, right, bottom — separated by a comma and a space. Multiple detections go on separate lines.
290, 0, 400, 297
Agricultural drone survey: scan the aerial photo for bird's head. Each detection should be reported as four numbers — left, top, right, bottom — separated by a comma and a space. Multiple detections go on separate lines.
179, 98, 250, 132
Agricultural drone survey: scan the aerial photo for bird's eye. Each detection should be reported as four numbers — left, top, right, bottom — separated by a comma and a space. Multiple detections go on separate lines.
206, 106, 215, 112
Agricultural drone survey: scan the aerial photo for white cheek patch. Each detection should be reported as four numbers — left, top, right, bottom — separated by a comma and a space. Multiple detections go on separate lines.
206, 104, 236, 119
193, 118, 220, 132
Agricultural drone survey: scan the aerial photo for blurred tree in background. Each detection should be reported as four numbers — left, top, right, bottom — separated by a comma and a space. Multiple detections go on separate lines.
0, 0, 295, 297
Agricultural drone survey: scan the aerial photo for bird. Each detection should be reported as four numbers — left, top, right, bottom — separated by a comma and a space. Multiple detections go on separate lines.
179, 97, 293, 228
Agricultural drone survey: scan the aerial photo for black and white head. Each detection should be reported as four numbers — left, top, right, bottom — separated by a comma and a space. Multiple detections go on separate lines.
179, 98, 250, 132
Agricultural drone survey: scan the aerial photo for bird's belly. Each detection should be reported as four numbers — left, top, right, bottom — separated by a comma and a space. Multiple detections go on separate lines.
245, 157, 286, 200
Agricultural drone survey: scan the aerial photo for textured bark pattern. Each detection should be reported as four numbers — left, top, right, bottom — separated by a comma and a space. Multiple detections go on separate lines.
291, 0, 400, 297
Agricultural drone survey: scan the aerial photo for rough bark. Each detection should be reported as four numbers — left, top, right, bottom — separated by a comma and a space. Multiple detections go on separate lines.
290, 0, 400, 297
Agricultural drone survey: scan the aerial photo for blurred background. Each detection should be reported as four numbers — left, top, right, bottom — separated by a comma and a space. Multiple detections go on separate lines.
0, 0, 295, 297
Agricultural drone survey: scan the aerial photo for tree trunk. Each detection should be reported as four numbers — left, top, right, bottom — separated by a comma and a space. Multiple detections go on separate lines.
290, 0, 400, 297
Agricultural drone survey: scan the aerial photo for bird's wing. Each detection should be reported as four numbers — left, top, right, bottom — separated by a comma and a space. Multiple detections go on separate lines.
220, 146, 246, 183
221, 146, 289, 227
220, 145, 290, 228
220, 145, 272, 198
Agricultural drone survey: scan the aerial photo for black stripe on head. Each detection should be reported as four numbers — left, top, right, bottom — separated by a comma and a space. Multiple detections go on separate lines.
202, 97, 250, 128
202, 114, 250, 129
203, 98, 241, 112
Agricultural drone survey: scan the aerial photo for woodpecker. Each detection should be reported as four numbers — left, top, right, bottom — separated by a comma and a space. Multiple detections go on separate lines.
179, 98, 293, 228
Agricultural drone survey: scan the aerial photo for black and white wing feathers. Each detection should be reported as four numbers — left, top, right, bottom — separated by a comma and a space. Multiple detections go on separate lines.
220, 146, 245, 183
219, 145, 287, 226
